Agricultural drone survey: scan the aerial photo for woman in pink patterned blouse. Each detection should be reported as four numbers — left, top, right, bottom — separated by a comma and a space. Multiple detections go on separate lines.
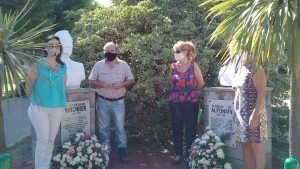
169, 41, 204, 165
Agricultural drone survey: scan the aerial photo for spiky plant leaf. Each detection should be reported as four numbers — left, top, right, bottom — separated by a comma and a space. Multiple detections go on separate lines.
200, 0, 300, 74
0, 0, 55, 113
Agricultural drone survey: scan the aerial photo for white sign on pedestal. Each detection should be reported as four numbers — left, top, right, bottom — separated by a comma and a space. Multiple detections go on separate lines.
61, 100, 90, 145
208, 99, 236, 148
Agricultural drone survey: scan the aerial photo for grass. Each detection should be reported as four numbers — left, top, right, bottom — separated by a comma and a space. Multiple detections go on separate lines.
7, 135, 32, 164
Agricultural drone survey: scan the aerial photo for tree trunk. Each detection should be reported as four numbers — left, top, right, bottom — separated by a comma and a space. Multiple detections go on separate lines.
289, 52, 300, 161
0, 93, 7, 153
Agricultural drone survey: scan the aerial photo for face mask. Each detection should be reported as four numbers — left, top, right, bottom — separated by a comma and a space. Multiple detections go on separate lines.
45, 47, 60, 57
174, 52, 184, 61
105, 52, 117, 62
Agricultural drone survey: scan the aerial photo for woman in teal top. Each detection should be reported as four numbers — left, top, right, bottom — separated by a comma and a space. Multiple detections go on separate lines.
26, 35, 67, 169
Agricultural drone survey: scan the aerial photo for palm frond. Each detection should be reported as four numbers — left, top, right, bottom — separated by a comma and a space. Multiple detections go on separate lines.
201, 0, 300, 74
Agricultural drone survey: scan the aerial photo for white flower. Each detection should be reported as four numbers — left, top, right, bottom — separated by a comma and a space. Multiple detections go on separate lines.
216, 149, 225, 159
192, 160, 196, 167
214, 142, 225, 149
70, 160, 76, 166
104, 154, 109, 161
81, 156, 88, 162
200, 140, 207, 145
74, 156, 80, 163
206, 130, 214, 136
77, 152, 82, 157
215, 136, 221, 142
194, 138, 201, 142
201, 135, 210, 141
224, 162, 232, 169
78, 166, 83, 169
88, 161, 93, 169
91, 135, 98, 142
103, 145, 108, 151
79, 141, 85, 147
53, 154, 61, 162
95, 143, 101, 148
60, 159, 65, 166
76, 133, 84, 138
90, 155, 94, 161
203, 159, 210, 165
85, 140, 91, 146
87, 147, 93, 154
62, 144, 69, 149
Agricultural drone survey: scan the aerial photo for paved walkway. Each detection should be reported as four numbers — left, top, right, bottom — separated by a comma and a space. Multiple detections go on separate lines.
12, 151, 284, 169
3, 98, 31, 147
108, 151, 188, 169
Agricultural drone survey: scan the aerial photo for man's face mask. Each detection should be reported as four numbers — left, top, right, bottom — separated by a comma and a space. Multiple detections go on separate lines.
104, 52, 117, 62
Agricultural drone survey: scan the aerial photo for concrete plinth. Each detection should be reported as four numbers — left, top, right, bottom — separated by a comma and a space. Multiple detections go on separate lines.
203, 87, 272, 169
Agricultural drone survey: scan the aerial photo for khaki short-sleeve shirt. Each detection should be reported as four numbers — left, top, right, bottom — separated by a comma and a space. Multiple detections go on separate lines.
88, 58, 134, 99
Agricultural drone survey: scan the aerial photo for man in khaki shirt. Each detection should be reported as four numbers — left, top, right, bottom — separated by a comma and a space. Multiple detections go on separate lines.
89, 42, 135, 164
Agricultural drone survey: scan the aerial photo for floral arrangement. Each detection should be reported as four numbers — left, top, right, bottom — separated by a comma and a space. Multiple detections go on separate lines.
52, 132, 109, 169
188, 127, 232, 169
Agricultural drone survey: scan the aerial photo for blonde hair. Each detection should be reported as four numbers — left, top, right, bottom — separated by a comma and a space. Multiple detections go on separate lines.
173, 41, 196, 60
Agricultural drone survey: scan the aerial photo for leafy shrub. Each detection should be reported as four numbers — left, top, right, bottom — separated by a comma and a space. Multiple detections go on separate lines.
267, 65, 290, 144
72, 0, 221, 149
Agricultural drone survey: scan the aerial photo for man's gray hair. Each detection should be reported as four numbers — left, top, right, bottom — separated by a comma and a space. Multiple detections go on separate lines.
103, 42, 117, 50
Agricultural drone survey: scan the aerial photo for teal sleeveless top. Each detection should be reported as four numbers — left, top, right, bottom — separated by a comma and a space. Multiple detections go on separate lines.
30, 58, 67, 108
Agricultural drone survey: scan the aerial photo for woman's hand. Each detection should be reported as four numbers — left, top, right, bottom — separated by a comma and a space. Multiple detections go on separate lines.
250, 67, 267, 129
249, 113, 259, 129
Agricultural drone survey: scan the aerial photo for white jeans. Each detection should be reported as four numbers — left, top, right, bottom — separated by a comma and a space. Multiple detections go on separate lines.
28, 104, 64, 169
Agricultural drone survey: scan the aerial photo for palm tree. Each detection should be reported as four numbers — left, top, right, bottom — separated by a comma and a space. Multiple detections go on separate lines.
200, 0, 300, 161
0, 1, 55, 153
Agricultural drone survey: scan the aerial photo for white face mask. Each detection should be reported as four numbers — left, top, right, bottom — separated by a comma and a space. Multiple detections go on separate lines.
174, 53, 184, 61
45, 47, 60, 57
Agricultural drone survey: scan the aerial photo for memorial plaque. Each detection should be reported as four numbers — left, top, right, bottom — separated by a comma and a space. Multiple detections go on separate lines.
208, 99, 236, 148
61, 100, 90, 144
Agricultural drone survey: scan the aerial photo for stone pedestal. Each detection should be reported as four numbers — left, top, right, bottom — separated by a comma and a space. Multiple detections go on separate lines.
203, 87, 272, 169
31, 88, 96, 167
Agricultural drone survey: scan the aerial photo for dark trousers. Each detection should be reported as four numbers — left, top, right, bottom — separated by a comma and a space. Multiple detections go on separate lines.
169, 101, 199, 156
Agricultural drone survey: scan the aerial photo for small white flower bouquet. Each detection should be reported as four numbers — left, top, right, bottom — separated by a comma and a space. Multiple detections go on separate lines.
52, 132, 109, 169
188, 127, 232, 169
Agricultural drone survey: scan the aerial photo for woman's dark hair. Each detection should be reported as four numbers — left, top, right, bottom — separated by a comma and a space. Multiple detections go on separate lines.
44, 35, 64, 67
